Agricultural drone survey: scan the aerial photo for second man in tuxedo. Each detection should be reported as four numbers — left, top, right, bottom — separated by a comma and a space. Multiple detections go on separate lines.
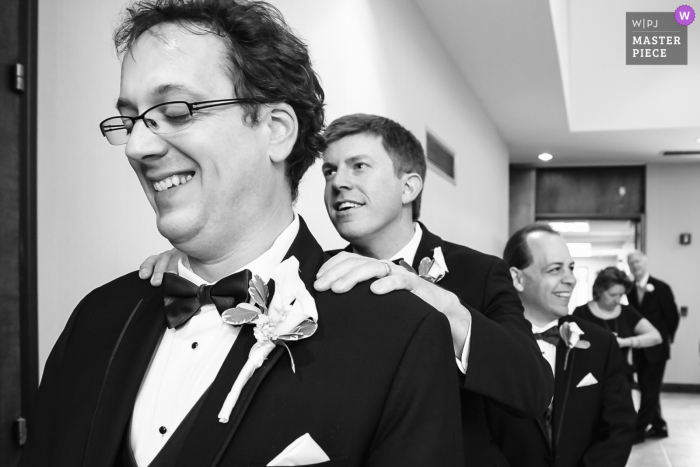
305, 114, 554, 464
489, 224, 636, 467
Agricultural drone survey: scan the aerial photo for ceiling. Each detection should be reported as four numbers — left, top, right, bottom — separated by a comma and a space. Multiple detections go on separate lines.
413, 0, 700, 166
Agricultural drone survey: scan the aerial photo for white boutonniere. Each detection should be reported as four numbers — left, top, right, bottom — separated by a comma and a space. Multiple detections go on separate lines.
413, 247, 449, 283
559, 322, 590, 370
217, 256, 318, 423
645, 283, 655, 293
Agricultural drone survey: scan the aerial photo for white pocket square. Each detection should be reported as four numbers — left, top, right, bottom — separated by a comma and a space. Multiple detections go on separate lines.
267, 433, 330, 466
576, 373, 598, 388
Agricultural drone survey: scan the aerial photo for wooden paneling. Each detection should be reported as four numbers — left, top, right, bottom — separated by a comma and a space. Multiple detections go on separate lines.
509, 167, 536, 235
536, 166, 645, 218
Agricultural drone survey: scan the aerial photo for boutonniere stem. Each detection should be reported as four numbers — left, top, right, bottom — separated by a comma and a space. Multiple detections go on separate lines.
217, 256, 318, 423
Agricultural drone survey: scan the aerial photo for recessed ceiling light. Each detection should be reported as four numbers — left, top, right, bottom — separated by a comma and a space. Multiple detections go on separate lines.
696, 137, 700, 143
538, 153, 553, 161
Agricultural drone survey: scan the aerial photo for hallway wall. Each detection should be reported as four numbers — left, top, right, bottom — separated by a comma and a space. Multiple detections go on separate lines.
36, 0, 510, 373
646, 163, 700, 385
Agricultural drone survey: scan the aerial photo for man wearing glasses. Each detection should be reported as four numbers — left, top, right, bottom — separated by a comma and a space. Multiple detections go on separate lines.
19, 1, 463, 466
140, 114, 555, 465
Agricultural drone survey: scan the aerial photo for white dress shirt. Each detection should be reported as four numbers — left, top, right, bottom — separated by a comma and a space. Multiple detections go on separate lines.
130, 216, 300, 467
532, 319, 559, 377
388, 223, 472, 374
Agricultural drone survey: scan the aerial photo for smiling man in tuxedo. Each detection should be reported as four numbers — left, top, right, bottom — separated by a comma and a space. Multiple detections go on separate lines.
487, 224, 636, 467
313, 115, 555, 463
19, 2, 464, 466
140, 114, 555, 465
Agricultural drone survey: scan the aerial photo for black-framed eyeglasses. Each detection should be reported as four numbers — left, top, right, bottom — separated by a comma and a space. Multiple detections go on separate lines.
99, 98, 263, 146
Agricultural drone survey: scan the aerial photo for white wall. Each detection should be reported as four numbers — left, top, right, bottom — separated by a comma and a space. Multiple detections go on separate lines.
37, 0, 510, 373
646, 164, 700, 385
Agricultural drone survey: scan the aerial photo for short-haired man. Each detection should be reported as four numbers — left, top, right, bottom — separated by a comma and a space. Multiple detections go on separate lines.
488, 224, 636, 467
627, 250, 679, 442
144, 114, 555, 463
20, 2, 463, 466
315, 115, 554, 464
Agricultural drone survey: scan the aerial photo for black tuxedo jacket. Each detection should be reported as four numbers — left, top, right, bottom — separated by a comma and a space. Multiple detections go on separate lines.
486, 316, 636, 467
626, 275, 679, 362
21, 219, 463, 467
338, 223, 554, 465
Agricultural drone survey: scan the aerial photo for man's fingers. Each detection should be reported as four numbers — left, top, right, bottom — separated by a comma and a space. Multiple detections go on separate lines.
327, 261, 394, 293
369, 275, 411, 295
146, 250, 175, 286
139, 254, 165, 279
316, 251, 364, 278
314, 257, 373, 291
137, 249, 175, 287
163, 251, 181, 274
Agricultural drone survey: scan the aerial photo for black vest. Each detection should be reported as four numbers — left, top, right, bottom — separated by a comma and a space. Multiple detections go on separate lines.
116, 389, 209, 467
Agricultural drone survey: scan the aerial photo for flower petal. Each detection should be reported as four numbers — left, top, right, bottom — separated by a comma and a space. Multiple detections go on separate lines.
418, 257, 434, 277
433, 247, 449, 273
221, 304, 260, 325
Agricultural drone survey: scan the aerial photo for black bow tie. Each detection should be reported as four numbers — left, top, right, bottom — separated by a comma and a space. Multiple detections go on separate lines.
161, 270, 253, 329
534, 326, 560, 346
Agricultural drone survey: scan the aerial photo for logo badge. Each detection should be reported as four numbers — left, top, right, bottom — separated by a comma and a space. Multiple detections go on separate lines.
675, 5, 695, 26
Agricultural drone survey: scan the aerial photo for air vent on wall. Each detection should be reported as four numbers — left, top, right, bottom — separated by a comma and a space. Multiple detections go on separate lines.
426, 132, 455, 180
662, 151, 700, 156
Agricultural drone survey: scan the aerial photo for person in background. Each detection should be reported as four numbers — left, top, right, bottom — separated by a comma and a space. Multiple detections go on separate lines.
573, 266, 662, 400
488, 224, 636, 467
627, 250, 680, 442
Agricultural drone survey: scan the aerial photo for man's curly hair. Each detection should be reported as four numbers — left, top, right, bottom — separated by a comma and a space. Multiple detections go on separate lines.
114, 0, 326, 200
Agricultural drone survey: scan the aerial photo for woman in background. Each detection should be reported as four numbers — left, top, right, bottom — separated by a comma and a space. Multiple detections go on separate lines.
573, 266, 662, 388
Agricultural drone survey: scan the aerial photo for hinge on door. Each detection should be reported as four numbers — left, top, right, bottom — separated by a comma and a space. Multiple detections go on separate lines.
14, 63, 25, 93
14, 417, 27, 446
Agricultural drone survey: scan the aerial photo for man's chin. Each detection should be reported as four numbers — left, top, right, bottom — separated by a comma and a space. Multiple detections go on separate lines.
155, 215, 200, 248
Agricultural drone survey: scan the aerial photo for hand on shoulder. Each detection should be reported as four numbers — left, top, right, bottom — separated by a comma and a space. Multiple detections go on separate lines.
138, 249, 187, 286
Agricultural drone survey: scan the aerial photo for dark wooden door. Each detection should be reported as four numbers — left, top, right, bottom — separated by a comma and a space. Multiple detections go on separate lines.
0, 0, 38, 465
535, 166, 645, 219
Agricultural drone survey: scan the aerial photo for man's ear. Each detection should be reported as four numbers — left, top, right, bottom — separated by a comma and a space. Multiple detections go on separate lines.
400, 173, 423, 206
267, 103, 298, 163
510, 267, 525, 292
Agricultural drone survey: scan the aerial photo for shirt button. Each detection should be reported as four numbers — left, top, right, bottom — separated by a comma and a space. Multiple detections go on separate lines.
192, 342, 198, 349
159, 426, 167, 434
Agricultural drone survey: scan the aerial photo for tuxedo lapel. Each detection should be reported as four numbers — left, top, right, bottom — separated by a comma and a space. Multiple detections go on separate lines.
176, 217, 326, 467
284, 217, 327, 291
83, 291, 166, 466
535, 409, 550, 450
552, 332, 577, 454
412, 222, 442, 270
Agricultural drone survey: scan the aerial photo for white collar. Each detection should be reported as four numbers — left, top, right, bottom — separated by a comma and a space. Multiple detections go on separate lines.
388, 222, 423, 264
178, 214, 300, 286
636, 273, 650, 287
531, 319, 560, 334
